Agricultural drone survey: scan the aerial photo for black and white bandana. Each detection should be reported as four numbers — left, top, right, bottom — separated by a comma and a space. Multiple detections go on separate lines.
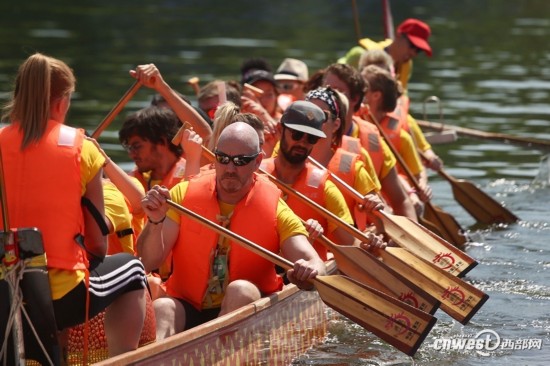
306, 88, 340, 120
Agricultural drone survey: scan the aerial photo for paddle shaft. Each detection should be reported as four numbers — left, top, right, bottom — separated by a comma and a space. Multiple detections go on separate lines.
417, 119, 550, 150
368, 112, 467, 247
91, 81, 142, 139
351, 0, 362, 43
188, 77, 200, 97
165, 199, 436, 356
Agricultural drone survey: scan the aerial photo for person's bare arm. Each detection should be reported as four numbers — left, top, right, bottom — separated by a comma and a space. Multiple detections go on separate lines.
86, 136, 145, 215
130, 64, 212, 140
380, 167, 418, 221
137, 185, 179, 272
281, 234, 326, 290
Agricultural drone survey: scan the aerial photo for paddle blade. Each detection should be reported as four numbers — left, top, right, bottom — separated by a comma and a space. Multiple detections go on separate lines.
422, 203, 468, 248
446, 174, 519, 224
331, 245, 439, 315
382, 247, 489, 325
378, 211, 477, 277
315, 274, 437, 356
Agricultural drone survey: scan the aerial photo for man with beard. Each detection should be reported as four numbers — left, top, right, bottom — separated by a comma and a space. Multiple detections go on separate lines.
138, 122, 325, 339
260, 101, 376, 260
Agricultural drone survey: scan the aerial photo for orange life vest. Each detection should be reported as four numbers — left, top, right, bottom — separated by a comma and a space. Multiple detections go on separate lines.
354, 116, 385, 177
341, 135, 364, 161
261, 158, 329, 260
165, 172, 283, 310
132, 156, 187, 190
328, 148, 369, 230
378, 113, 404, 152
0, 120, 87, 270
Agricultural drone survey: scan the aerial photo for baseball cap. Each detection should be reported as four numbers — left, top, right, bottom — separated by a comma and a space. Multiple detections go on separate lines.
397, 18, 432, 56
241, 69, 276, 86
281, 101, 327, 138
274, 58, 309, 82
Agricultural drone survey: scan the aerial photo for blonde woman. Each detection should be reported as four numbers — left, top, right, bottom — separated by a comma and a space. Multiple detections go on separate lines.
0, 53, 147, 357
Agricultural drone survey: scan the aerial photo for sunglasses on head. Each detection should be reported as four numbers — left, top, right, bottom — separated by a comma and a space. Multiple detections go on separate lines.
286, 128, 321, 145
214, 150, 260, 166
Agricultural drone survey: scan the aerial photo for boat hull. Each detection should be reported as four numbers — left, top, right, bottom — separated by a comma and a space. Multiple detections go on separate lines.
95, 285, 328, 365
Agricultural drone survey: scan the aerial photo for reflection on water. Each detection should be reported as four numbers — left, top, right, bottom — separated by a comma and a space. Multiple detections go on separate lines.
1, 1, 549, 365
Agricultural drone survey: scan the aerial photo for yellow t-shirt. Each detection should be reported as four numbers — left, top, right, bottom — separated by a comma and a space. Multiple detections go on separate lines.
407, 114, 432, 152
353, 160, 379, 195
104, 181, 134, 254
357, 147, 382, 192
323, 180, 354, 234
167, 180, 308, 308
49, 139, 104, 300
379, 139, 397, 180
397, 130, 424, 177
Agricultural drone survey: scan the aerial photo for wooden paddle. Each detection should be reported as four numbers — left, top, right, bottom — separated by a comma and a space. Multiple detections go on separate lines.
416, 119, 550, 151
378, 247, 489, 325
368, 111, 468, 247
187, 77, 200, 96
306, 156, 477, 277
91, 81, 142, 138
308, 224, 440, 314
417, 150, 519, 224
165, 199, 437, 356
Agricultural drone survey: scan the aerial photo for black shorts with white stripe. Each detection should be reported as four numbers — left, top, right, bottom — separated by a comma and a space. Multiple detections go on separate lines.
53, 253, 147, 330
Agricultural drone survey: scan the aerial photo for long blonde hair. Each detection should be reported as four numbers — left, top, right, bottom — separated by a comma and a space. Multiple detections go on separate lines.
207, 102, 241, 151
2, 53, 75, 149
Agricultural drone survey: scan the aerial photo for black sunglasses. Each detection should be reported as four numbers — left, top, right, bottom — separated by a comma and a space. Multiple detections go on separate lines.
286, 128, 321, 145
214, 150, 260, 166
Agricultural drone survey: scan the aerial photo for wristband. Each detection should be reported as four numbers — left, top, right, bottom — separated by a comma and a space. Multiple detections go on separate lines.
148, 216, 166, 225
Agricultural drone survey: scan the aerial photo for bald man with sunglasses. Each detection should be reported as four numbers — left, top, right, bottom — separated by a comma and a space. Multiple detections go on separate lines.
260, 101, 384, 261
138, 122, 325, 340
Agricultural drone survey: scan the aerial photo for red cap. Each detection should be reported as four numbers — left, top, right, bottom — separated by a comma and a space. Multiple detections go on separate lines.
397, 18, 432, 56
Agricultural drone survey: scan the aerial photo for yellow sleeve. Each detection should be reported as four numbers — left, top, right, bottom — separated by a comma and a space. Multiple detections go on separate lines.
399, 130, 424, 176
103, 181, 134, 254
103, 182, 131, 233
379, 139, 397, 180
407, 114, 432, 152
276, 198, 309, 244
396, 60, 413, 93
353, 160, 378, 195
359, 147, 381, 192
166, 181, 190, 224
324, 180, 354, 234
80, 139, 104, 195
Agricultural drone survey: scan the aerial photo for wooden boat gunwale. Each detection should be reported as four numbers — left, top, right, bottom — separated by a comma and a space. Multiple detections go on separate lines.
94, 260, 337, 365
